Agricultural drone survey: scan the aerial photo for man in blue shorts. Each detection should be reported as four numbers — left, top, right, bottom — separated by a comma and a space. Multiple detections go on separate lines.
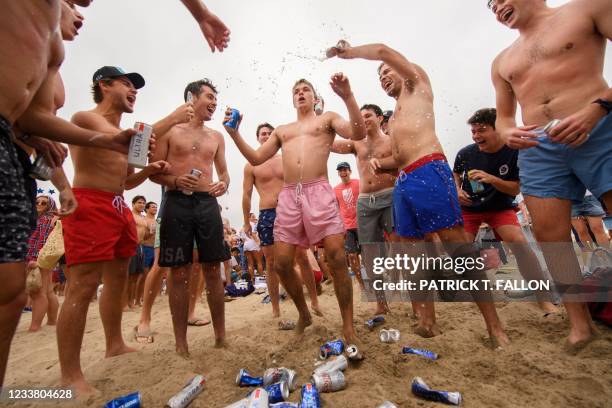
490, 0, 611, 348
333, 42, 509, 346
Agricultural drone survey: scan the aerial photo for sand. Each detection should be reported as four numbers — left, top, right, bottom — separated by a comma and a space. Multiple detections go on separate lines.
5, 279, 612, 407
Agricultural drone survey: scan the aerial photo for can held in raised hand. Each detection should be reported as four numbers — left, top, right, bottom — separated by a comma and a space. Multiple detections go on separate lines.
245, 387, 269, 408
224, 108, 241, 129
319, 339, 344, 360
402, 347, 439, 361
182, 168, 202, 196
165, 375, 206, 408
104, 391, 141, 408
300, 383, 321, 408
311, 371, 346, 393
263, 367, 297, 391
411, 377, 461, 405
128, 122, 152, 168
365, 315, 385, 330
313, 355, 348, 375
379, 329, 400, 343
236, 368, 264, 387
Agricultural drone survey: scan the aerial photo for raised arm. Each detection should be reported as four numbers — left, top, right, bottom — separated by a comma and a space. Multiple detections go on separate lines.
223, 111, 281, 165
328, 73, 366, 141
242, 164, 255, 235
336, 42, 419, 83
180, 0, 230, 52
331, 139, 356, 155
152, 102, 194, 140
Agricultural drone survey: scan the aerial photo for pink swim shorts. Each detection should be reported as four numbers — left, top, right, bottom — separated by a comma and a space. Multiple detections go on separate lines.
274, 178, 346, 248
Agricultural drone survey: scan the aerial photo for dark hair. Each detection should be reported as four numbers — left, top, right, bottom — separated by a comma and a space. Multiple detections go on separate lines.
360, 104, 383, 117
132, 195, 146, 204
91, 78, 115, 103
145, 201, 157, 210
231, 247, 239, 253
467, 108, 497, 129
293, 79, 316, 95
256, 123, 275, 138
184, 78, 218, 102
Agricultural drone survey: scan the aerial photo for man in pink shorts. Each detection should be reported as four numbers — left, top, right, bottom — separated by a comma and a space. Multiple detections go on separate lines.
224, 74, 366, 348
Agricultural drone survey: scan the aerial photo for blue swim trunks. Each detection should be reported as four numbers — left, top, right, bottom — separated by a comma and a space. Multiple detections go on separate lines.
518, 113, 612, 202
257, 208, 276, 246
142, 245, 155, 268
392, 153, 463, 239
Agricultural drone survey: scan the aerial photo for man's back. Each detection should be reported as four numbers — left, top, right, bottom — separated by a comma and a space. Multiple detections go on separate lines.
0, 0, 63, 123
495, 1, 609, 125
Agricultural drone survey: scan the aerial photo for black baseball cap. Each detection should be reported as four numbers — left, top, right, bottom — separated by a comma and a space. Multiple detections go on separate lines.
92, 66, 145, 89
382, 110, 393, 121
336, 162, 351, 170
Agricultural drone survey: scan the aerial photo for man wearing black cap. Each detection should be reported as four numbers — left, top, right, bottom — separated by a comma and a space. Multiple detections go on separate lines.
333, 162, 364, 290
56, 66, 186, 395
381, 110, 393, 135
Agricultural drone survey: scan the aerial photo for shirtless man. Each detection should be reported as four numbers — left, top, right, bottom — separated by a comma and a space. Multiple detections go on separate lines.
59, 66, 176, 395
224, 74, 365, 346
126, 196, 152, 309
150, 78, 230, 356
489, 0, 611, 347
334, 43, 509, 346
140, 201, 158, 303
243, 122, 322, 317
332, 104, 397, 316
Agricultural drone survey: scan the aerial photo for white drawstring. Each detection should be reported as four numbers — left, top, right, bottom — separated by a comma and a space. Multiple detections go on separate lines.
295, 182, 303, 204
112, 196, 129, 214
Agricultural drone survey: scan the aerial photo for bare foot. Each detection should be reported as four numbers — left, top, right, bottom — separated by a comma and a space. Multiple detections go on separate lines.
272, 309, 281, 318
538, 302, 559, 315
565, 327, 598, 355
176, 348, 191, 358
489, 328, 511, 350
105, 343, 137, 358
311, 304, 324, 317
28, 326, 41, 332
414, 324, 441, 338
215, 338, 228, 348
63, 378, 99, 398
295, 314, 313, 335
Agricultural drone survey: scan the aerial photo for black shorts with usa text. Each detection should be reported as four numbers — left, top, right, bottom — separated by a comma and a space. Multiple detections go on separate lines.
159, 191, 230, 267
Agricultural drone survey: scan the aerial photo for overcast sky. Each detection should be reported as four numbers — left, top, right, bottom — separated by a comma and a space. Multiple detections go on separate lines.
40, 0, 611, 228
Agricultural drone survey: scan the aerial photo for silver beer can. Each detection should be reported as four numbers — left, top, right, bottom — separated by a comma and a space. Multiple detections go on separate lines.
311, 370, 346, 393
263, 367, 297, 391
128, 121, 152, 168
313, 355, 348, 375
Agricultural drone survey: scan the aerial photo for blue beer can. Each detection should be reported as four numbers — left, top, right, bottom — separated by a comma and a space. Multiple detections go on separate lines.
319, 339, 345, 359
104, 392, 141, 408
300, 383, 321, 408
401, 346, 439, 360
236, 368, 264, 387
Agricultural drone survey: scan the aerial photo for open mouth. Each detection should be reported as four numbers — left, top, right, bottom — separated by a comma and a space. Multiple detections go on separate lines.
475, 139, 486, 145
298, 96, 306, 103
126, 95, 136, 104
499, 7, 514, 23
382, 79, 393, 92
207, 106, 216, 115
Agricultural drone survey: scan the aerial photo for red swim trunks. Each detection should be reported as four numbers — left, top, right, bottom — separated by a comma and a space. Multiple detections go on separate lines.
63, 188, 137, 266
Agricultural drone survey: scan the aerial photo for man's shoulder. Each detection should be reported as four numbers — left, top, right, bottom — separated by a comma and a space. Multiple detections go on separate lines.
457, 143, 478, 156
71, 110, 108, 130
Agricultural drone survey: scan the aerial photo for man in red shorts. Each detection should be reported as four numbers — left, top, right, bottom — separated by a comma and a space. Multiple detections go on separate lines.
453, 108, 557, 313
59, 66, 177, 396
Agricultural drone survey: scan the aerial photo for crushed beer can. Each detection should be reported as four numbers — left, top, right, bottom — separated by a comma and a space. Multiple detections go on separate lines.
345, 344, 363, 361
319, 339, 344, 359
365, 315, 385, 330
379, 329, 400, 343
300, 383, 321, 408
236, 368, 264, 387
263, 367, 297, 391
411, 377, 461, 405
245, 387, 269, 408
313, 355, 347, 375
165, 375, 206, 408
402, 346, 439, 361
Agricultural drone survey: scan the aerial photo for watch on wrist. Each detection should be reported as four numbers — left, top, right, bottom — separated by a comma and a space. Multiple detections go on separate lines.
593, 98, 612, 115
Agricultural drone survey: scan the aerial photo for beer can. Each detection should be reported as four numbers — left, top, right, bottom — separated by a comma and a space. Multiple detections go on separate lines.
300, 383, 321, 408
182, 168, 202, 196
365, 315, 385, 330
346, 344, 363, 361
165, 375, 206, 408
313, 355, 347, 375
377, 401, 398, 408
411, 377, 461, 406
270, 403, 299, 408
311, 371, 346, 393
186, 91, 194, 103
104, 392, 141, 408
380, 329, 400, 343
224, 108, 241, 129
224, 399, 248, 408
30, 155, 54, 181
401, 347, 439, 361
128, 121, 152, 168
245, 387, 269, 408
263, 368, 297, 391
236, 368, 264, 387
261, 381, 289, 404
542, 119, 561, 135
319, 339, 344, 360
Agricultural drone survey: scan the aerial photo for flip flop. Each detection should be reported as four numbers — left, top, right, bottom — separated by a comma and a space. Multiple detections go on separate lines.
278, 320, 296, 330
187, 318, 211, 327
133, 326, 154, 344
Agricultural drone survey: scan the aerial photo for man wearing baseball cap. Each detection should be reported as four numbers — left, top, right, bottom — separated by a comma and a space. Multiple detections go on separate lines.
56, 66, 194, 395
334, 162, 364, 290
